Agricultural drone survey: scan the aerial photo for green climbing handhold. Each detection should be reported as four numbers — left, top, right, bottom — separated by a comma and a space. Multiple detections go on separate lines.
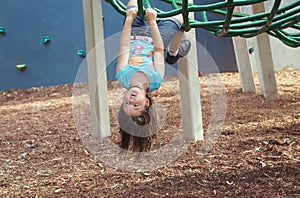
0, 27, 6, 35
249, 47, 255, 54
42, 36, 51, 44
77, 50, 86, 57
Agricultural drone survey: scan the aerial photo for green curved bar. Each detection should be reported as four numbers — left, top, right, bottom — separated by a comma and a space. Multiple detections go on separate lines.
143, 0, 151, 9
109, 0, 126, 16
170, 0, 179, 10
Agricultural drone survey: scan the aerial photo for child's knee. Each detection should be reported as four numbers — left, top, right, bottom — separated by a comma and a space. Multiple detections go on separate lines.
174, 14, 184, 24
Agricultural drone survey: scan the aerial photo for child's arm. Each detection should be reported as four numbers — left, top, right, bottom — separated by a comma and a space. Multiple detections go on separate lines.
116, 8, 138, 74
146, 8, 165, 77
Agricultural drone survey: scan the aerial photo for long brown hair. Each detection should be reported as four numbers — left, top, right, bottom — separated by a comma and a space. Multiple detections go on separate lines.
118, 93, 157, 152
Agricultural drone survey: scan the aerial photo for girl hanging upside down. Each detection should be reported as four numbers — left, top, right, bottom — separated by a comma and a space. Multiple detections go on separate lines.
116, 0, 191, 152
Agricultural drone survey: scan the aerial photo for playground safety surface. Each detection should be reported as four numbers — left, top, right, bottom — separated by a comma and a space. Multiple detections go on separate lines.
0, 69, 299, 197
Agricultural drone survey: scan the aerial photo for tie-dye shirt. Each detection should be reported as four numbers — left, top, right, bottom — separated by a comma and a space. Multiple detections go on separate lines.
116, 40, 163, 92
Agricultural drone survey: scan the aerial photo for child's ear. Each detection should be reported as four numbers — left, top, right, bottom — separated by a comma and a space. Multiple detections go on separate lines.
145, 97, 150, 107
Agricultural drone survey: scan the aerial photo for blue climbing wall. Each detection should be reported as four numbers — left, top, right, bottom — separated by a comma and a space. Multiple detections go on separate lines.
0, 0, 86, 91
0, 0, 237, 91
194, 0, 238, 73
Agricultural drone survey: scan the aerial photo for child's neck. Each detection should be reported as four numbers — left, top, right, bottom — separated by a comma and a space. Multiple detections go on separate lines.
129, 72, 150, 91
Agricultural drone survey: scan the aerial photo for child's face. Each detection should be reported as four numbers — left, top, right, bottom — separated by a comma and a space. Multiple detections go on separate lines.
123, 86, 150, 117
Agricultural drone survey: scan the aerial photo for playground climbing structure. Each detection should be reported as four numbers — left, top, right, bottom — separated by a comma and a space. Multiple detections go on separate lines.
107, 0, 300, 47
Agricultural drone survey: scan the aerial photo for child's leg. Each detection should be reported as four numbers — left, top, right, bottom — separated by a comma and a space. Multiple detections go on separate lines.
168, 14, 184, 54
165, 14, 191, 64
168, 29, 184, 54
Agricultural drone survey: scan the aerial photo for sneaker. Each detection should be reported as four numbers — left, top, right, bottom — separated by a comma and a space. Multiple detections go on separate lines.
165, 40, 191, 64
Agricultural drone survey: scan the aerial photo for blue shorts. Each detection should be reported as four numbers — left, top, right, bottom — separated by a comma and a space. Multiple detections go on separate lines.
126, 14, 182, 48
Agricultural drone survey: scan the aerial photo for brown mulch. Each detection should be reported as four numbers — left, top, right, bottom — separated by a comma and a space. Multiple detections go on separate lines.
0, 69, 299, 197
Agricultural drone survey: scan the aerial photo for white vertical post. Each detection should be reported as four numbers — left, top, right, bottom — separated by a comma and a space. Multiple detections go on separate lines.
82, 0, 111, 137
232, 6, 256, 93
252, 2, 278, 99
232, 37, 256, 93
178, 0, 203, 141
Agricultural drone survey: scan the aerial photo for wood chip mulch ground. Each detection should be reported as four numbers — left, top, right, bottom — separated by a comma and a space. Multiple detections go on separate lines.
0, 69, 299, 197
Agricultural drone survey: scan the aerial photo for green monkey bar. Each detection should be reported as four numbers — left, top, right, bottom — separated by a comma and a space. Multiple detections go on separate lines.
105, 0, 300, 47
